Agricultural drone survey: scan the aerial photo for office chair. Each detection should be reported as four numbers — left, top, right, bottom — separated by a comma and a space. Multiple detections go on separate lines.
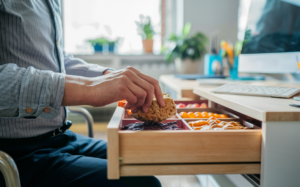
0, 107, 95, 187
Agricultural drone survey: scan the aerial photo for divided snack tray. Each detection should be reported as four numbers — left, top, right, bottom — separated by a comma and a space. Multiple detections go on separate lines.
107, 107, 262, 179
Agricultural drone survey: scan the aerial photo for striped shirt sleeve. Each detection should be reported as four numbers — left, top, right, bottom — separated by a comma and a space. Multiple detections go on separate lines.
0, 63, 65, 119
64, 54, 115, 77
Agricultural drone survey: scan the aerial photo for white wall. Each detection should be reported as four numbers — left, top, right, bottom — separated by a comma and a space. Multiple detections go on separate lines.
183, 0, 240, 73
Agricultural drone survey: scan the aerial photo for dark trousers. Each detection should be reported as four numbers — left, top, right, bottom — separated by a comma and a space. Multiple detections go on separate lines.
0, 130, 161, 187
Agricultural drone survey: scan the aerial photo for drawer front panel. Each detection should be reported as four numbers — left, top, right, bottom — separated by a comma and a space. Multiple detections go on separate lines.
119, 130, 262, 164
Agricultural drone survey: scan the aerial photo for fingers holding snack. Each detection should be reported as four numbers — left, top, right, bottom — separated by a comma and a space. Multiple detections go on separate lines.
126, 66, 165, 108
119, 93, 176, 123
124, 78, 148, 112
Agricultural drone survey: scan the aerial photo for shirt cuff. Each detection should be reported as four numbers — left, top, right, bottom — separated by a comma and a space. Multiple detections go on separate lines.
18, 67, 65, 119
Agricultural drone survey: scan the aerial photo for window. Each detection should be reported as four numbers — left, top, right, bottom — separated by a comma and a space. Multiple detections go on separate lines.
63, 0, 162, 55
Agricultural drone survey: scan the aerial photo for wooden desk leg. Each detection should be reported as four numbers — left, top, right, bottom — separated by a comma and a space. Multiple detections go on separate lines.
260, 121, 300, 187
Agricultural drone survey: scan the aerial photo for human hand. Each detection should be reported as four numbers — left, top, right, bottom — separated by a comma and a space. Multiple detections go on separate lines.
62, 67, 165, 113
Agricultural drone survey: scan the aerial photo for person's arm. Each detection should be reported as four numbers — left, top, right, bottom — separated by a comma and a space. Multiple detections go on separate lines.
63, 55, 167, 112
62, 67, 166, 113
64, 54, 114, 77
0, 63, 65, 119
0, 64, 165, 118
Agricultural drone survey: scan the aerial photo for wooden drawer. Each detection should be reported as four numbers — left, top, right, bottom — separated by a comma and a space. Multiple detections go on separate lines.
107, 107, 262, 179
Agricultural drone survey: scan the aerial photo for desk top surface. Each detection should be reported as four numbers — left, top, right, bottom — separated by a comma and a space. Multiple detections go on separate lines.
194, 86, 300, 122
160, 75, 300, 122
159, 75, 200, 92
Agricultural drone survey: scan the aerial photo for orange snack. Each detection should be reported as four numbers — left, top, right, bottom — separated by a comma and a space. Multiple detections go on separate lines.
127, 109, 132, 115
207, 116, 221, 123
188, 120, 206, 126
188, 112, 196, 118
220, 114, 228, 118
194, 127, 203, 130
180, 112, 189, 118
201, 111, 208, 115
195, 113, 203, 118
214, 114, 221, 118
208, 113, 214, 117
118, 100, 127, 108
192, 121, 208, 127
179, 111, 230, 119
200, 103, 208, 108
202, 112, 209, 118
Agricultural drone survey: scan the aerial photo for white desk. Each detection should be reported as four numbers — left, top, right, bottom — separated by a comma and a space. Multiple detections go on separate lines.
193, 85, 300, 187
159, 75, 201, 100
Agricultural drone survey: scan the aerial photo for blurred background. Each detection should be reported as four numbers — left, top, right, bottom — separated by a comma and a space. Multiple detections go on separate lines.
64, 0, 243, 129
63, 1, 261, 186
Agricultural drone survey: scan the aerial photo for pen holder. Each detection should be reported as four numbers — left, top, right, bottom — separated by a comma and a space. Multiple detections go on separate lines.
204, 54, 223, 76
229, 56, 239, 79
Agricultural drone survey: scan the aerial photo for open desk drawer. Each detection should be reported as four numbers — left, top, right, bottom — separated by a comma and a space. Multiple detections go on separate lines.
107, 107, 261, 179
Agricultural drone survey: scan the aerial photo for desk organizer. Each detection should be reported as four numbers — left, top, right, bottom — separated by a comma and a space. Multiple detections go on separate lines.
107, 105, 262, 179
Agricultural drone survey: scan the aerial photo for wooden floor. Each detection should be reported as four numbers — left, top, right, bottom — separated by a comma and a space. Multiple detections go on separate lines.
70, 123, 202, 187
69, 122, 108, 140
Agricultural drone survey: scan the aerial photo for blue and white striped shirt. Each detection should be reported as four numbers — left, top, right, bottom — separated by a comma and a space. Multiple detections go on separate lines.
0, 0, 111, 138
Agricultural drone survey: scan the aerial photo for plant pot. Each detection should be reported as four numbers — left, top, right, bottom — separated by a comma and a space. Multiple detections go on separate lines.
93, 44, 103, 52
175, 58, 199, 74
142, 39, 153, 53
108, 44, 115, 52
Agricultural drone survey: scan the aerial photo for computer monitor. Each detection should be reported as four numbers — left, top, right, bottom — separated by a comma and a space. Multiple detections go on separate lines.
238, 0, 300, 74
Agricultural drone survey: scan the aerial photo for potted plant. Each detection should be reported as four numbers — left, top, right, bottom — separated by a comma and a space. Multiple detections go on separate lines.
88, 37, 119, 53
135, 15, 155, 54
164, 23, 208, 74
87, 37, 108, 52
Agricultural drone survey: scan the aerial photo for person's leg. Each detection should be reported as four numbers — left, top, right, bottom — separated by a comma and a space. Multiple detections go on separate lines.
0, 149, 161, 187
70, 131, 108, 159
68, 131, 161, 187
0, 130, 161, 187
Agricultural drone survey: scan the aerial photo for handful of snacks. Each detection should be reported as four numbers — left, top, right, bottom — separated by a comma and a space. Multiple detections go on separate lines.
188, 117, 249, 130
118, 93, 176, 123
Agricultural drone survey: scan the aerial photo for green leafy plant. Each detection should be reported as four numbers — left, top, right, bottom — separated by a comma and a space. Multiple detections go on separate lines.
243, 29, 252, 44
135, 15, 155, 40
164, 22, 207, 63
87, 37, 119, 46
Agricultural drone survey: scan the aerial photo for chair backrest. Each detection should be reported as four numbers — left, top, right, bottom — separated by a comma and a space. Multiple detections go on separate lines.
0, 151, 21, 187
